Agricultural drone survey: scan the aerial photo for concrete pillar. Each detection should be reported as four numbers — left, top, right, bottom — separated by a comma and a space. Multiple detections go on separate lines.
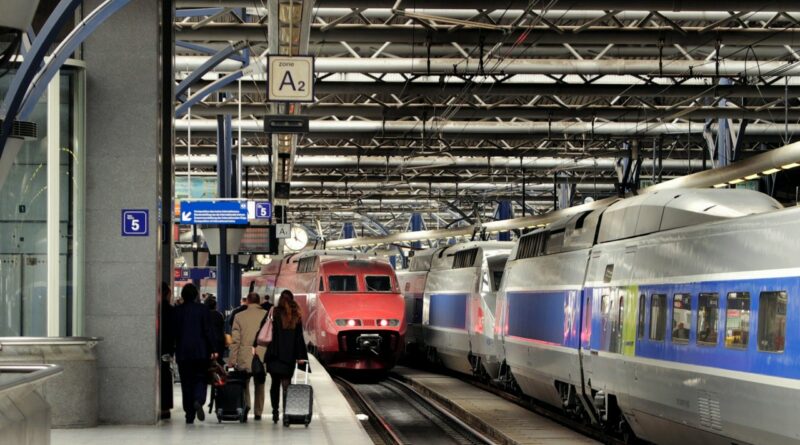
83, 1, 164, 424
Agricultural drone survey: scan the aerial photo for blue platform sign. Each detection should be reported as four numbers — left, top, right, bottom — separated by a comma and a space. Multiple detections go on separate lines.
179, 200, 249, 225
254, 201, 272, 219
121, 209, 149, 236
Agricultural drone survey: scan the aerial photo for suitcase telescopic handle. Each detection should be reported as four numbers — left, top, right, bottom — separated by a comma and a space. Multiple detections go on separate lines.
293, 361, 310, 385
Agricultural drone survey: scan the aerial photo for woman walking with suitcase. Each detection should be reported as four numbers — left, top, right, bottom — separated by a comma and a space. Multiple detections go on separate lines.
263, 290, 308, 423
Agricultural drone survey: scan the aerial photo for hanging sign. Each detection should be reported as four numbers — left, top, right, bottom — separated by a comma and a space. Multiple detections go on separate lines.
179, 200, 249, 225
268, 55, 315, 102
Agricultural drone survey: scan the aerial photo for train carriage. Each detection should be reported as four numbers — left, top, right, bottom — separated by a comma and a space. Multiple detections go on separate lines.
243, 250, 406, 371
420, 241, 513, 377
396, 248, 436, 355
497, 188, 800, 444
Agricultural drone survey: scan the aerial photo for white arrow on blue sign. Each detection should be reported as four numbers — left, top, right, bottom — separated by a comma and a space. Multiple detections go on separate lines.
179, 200, 249, 225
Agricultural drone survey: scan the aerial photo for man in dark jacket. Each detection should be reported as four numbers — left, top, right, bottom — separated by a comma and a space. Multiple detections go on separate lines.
160, 282, 176, 420
260, 293, 272, 312
174, 283, 218, 424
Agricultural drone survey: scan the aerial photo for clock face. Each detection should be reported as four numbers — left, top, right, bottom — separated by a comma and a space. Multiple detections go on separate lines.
284, 225, 309, 252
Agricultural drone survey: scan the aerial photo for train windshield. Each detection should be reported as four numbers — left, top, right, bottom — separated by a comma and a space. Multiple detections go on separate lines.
365, 275, 392, 292
328, 275, 358, 292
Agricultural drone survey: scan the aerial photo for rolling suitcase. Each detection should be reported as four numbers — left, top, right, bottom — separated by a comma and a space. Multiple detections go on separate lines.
214, 369, 249, 423
283, 362, 313, 427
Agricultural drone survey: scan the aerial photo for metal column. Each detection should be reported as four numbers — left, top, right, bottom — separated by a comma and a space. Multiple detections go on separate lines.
496, 201, 513, 241
46, 72, 60, 336
410, 213, 424, 250
215, 115, 233, 312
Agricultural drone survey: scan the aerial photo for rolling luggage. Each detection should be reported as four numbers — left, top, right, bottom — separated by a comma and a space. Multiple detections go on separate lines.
283, 362, 313, 427
214, 368, 249, 423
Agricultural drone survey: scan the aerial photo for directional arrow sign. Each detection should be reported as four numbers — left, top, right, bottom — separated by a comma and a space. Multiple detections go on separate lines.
268, 56, 315, 103
179, 200, 249, 225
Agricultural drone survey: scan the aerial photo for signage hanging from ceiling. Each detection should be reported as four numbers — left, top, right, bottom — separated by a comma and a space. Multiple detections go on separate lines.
267, 55, 315, 102
179, 200, 249, 225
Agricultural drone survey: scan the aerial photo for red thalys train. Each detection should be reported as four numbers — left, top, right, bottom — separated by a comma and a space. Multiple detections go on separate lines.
232, 250, 406, 371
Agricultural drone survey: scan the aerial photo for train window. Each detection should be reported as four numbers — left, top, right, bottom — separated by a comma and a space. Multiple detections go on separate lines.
319, 278, 324, 292
491, 270, 504, 292
582, 295, 592, 334
328, 275, 358, 292
725, 292, 750, 349
298, 257, 317, 273
649, 294, 667, 341
758, 291, 787, 353
452, 248, 479, 269
697, 293, 719, 346
365, 276, 392, 292
637, 294, 646, 339
672, 293, 691, 344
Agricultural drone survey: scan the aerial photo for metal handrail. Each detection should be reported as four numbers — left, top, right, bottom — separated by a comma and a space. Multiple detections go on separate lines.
0, 337, 102, 348
0, 364, 63, 395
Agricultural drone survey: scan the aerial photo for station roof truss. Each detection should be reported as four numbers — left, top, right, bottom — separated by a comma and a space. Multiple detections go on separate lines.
173, 1, 800, 241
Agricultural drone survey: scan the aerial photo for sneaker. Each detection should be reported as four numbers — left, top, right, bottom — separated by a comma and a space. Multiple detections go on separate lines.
254, 415, 262, 421
194, 402, 205, 421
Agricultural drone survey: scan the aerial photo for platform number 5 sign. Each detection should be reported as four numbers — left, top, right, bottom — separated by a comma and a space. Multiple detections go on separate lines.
121, 209, 149, 237
268, 56, 315, 103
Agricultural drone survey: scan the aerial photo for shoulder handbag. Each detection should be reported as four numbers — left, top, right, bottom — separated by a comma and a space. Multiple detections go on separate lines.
256, 308, 274, 347
251, 354, 266, 384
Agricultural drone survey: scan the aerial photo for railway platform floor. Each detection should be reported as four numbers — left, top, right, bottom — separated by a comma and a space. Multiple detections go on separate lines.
394, 367, 599, 445
52, 355, 372, 445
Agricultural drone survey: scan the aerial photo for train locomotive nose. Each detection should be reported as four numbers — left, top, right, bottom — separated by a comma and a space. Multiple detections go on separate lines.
355, 333, 383, 355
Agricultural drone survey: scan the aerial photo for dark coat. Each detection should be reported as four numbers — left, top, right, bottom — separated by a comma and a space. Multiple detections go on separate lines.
209, 310, 226, 356
160, 302, 176, 355
174, 301, 216, 361
263, 311, 308, 377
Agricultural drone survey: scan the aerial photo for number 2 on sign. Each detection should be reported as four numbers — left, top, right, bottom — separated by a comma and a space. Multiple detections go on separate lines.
280, 71, 306, 92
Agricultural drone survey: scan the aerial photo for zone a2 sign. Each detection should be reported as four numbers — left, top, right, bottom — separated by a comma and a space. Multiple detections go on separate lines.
268, 56, 314, 103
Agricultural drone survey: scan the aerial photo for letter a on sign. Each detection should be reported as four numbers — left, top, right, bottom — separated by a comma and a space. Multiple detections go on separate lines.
268, 56, 315, 102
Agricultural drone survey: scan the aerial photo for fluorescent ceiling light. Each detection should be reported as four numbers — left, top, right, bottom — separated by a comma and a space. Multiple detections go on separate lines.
782, 163, 800, 169
762, 168, 781, 175
713, 183, 728, 188
744, 174, 760, 180
728, 178, 744, 184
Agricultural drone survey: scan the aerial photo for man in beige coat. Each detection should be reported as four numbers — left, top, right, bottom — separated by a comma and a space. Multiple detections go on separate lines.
228, 293, 268, 419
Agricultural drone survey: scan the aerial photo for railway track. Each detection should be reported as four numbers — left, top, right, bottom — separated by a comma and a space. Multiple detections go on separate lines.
395, 365, 637, 445
334, 375, 495, 445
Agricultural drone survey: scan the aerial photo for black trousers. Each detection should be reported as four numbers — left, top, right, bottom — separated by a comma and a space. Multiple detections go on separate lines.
160, 358, 174, 412
269, 373, 291, 412
177, 359, 208, 421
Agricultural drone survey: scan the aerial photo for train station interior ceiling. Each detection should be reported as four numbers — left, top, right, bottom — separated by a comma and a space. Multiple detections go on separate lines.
174, 1, 800, 239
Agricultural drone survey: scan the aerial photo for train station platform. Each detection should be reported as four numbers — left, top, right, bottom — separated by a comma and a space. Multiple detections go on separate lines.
52, 355, 372, 445
394, 367, 599, 445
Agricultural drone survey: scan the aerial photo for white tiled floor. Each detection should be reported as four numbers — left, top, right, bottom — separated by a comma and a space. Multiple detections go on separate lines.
51, 356, 372, 445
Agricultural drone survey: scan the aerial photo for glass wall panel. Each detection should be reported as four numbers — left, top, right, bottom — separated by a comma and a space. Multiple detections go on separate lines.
0, 67, 84, 336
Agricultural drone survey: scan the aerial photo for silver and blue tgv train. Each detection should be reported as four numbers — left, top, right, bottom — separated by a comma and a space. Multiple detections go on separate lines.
397, 241, 512, 377
404, 188, 800, 444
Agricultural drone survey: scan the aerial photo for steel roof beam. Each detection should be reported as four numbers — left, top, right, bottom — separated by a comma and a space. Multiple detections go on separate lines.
188, 103, 800, 121
177, 24, 800, 47
176, 56, 800, 77
176, 0, 800, 11
174, 118, 800, 136
196, 80, 800, 99
175, 154, 694, 170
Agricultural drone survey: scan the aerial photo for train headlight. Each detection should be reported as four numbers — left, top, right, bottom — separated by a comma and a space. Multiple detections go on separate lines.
377, 319, 400, 327
336, 319, 362, 327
